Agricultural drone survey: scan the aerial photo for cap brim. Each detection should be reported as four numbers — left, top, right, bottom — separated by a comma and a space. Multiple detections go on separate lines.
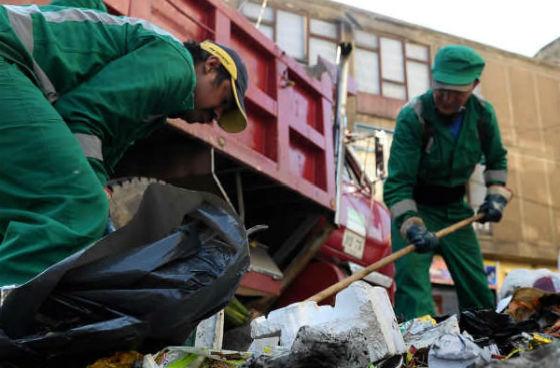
432, 80, 474, 92
218, 77, 247, 133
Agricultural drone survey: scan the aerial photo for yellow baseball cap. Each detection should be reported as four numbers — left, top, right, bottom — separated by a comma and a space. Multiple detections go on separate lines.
200, 40, 248, 133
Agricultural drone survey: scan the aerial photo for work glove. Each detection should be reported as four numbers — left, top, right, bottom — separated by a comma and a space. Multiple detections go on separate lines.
477, 185, 513, 223
401, 217, 439, 253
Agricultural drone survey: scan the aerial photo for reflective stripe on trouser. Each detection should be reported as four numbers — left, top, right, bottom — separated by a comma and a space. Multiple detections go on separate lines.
392, 201, 495, 321
0, 57, 108, 286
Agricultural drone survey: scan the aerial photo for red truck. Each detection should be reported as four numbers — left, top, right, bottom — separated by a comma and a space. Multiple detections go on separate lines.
7, 0, 394, 308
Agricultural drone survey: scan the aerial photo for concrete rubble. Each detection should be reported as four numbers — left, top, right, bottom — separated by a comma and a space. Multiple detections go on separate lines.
250, 281, 406, 362
244, 326, 371, 368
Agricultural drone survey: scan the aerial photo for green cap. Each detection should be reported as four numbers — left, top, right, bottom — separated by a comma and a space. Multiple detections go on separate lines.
432, 45, 485, 91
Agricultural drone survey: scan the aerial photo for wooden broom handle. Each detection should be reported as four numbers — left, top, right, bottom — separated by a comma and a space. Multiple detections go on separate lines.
306, 213, 484, 303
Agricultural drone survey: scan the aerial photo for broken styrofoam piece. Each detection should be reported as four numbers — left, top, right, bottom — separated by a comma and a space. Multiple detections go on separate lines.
428, 333, 491, 368
401, 314, 460, 349
250, 281, 406, 362
496, 295, 513, 313
194, 309, 225, 349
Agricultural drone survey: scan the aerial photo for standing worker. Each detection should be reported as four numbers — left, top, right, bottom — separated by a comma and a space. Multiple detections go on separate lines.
0, 1, 249, 286
384, 45, 511, 320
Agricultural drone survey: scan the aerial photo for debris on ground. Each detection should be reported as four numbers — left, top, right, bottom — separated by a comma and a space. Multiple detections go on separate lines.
400, 314, 460, 350
0, 184, 249, 366
427, 332, 491, 368
87, 351, 143, 368
475, 341, 560, 367
250, 281, 405, 362
8, 267, 560, 367
143, 347, 251, 368
242, 326, 370, 368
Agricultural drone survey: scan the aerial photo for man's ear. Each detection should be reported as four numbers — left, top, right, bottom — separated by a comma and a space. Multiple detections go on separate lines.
204, 56, 221, 74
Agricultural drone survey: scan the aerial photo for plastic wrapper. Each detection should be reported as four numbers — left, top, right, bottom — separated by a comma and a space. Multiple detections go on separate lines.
143, 346, 251, 367
0, 183, 249, 363
400, 314, 460, 350
428, 332, 491, 368
475, 341, 560, 368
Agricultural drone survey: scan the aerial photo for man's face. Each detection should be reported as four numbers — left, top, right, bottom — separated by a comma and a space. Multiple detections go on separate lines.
433, 81, 478, 116
180, 56, 233, 125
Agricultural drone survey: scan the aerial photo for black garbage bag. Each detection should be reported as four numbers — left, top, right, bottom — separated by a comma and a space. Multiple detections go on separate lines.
0, 183, 249, 363
459, 309, 539, 352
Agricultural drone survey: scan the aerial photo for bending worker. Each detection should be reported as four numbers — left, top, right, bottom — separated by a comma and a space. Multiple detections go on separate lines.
384, 45, 511, 320
0, 2, 249, 286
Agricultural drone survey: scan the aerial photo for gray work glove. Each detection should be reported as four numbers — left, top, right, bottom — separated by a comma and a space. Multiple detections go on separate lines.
401, 217, 438, 253
477, 186, 512, 224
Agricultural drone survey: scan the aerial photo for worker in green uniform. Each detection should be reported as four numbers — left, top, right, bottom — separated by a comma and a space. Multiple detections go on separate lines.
384, 45, 511, 320
0, 2, 249, 286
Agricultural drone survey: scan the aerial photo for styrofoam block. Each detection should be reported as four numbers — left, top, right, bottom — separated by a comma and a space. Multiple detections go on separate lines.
250, 281, 405, 362
195, 309, 225, 349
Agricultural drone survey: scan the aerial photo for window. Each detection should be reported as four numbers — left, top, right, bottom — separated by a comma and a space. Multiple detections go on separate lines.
240, 1, 274, 39
241, 3, 306, 61
240, 4, 432, 97
353, 31, 430, 101
405, 42, 430, 99
354, 31, 380, 94
276, 10, 306, 60
380, 37, 406, 100
308, 19, 338, 65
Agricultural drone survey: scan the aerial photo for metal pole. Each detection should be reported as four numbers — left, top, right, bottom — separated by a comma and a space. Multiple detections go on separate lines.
255, 0, 268, 29
235, 171, 245, 223
334, 42, 353, 225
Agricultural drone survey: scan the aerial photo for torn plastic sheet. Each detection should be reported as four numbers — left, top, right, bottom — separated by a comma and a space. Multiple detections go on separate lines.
476, 341, 560, 368
459, 310, 539, 348
400, 314, 460, 350
0, 184, 249, 362
428, 332, 491, 368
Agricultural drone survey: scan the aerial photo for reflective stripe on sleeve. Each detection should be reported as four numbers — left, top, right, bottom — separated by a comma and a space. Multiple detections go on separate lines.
4, 5, 59, 102
389, 199, 418, 219
74, 133, 103, 161
484, 169, 507, 184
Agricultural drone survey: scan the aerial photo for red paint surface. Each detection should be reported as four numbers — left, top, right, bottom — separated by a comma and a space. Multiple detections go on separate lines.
106, 0, 336, 210
276, 260, 347, 307
240, 271, 282, 296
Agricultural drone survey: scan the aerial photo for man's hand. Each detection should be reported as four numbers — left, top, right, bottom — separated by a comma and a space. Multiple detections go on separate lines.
478, 186, 512, 223
401, 217, 439, 253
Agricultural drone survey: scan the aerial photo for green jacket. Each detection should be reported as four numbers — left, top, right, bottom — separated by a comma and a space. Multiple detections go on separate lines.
50, 0, 107, 11
384, 90, 508, 228
0, 4, 195, 183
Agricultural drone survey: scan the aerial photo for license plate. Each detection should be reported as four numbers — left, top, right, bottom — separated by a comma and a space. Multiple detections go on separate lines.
342, 229, 365, 259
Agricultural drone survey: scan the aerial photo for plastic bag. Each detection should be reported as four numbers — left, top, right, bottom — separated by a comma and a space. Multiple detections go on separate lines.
0, 183, 249, 362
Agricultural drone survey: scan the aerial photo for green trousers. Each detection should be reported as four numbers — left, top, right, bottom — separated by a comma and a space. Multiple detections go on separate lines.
392, 201, 495, 321
0, 58, 108, 286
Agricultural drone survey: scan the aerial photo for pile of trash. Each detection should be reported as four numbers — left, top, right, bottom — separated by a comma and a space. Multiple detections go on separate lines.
1, 180, 559, 368
0, 184, 250, 368
82, 273, 560, 368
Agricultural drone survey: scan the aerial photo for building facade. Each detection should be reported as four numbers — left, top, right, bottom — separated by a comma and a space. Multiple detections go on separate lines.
228, 0, 560, 277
